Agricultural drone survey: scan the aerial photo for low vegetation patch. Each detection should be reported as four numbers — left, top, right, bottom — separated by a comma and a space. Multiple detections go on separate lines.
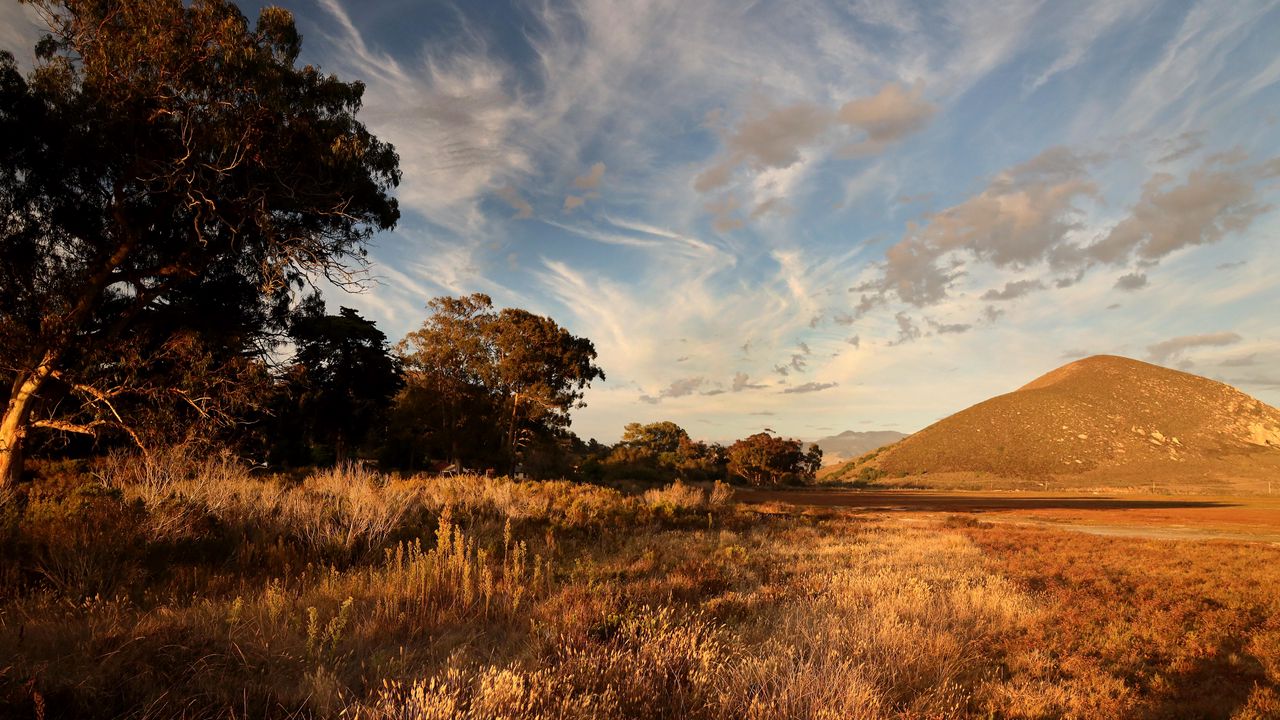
2, 457, 1277, 718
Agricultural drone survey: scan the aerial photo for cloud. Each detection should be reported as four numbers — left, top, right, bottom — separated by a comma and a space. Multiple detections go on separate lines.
1216, 260, 1247, 270
1085, 156, 1278, 266
314, 0, 535, 236
1146, 332, 1243, 364
859, 149, 1277, 311
573, 162, 607, 190
1220, 353, 1257, 367
929, 320, 972, 334
981, 278, 1046, 301
732, 372, 767, 391
832, 312, 856, 326
837, 82, 937, 156
1155, 131, 1205, 164
563, 195, 587, 213
495, 185, 533, 219
1113, 272, 1148, 291
890, 312, 922, 345
704, 194, 746, 233
1027, 0, 1155, 92
693, 82, 937, 206
0, 2, 43, 69
750, 197, 790, 219
845, 335, 861, 348
871, 146, 1098, 306
1227, 374, 1280, 390
694, 102, 830, 193
782, 381, 839, 394
639, 376, 708, 404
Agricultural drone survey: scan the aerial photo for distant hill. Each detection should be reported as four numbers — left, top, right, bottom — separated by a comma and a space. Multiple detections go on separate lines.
809, 430, 907, 465
826, 355, 1280, 493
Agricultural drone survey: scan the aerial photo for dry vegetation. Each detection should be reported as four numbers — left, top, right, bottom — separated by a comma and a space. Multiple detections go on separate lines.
826, 356, 1280, 494
1, 452, 1277, 719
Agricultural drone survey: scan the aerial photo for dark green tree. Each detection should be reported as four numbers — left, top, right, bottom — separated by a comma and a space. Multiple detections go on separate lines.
276, 303, 402, 464
0, 0, 400, 484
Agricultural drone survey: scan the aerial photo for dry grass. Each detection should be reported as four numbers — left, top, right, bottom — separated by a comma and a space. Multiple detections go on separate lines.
1, 451, 1277, 718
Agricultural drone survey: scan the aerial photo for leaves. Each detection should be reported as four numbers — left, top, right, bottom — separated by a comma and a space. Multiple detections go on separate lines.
392, 294, 604, 470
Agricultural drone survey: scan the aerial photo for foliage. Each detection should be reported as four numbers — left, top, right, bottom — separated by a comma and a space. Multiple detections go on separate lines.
0, 0, 400, 484
726, 432, 821, 486
596, 420, 728, 483
620, 421, 691, 455
274, 302, 402, 464
391, 293, 604, 473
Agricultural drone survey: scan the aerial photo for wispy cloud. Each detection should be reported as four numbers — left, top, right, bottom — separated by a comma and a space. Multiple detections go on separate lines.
282, 0, 1280, 442
1147, 331, 1243, 364
782, 382, 839, 394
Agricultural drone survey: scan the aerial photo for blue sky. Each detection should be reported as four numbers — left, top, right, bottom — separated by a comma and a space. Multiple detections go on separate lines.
4, 0, 1279, 443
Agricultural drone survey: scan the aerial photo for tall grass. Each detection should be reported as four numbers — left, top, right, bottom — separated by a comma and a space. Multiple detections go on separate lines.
3, 450, 1278, 718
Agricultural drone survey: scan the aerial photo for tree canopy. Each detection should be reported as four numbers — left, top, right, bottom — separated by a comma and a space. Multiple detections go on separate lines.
274, 302, 402, 465
619, 421, 691, 455
392, 294, 604, 471
727, 432, 822, 486
0, 0, 400, 483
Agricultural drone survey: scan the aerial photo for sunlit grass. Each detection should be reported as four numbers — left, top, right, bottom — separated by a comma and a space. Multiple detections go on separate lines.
1, 453, 1277, 718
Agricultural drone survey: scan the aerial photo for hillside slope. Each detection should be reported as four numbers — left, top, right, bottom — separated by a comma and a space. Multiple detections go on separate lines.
832, 355, 1280, 491
810, 430, 907, 464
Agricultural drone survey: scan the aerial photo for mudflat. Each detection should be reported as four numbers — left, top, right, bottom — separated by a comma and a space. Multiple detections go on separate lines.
738, 488, 1280, 542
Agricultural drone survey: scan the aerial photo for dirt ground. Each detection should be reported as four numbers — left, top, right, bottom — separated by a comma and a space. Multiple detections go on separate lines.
738, 488, 1280, 543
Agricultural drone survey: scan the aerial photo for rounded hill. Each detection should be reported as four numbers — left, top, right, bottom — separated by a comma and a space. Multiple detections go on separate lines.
853, 355, 1280, 488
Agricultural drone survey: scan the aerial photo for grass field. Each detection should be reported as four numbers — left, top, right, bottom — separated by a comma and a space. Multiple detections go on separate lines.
1, 453, 1277, 718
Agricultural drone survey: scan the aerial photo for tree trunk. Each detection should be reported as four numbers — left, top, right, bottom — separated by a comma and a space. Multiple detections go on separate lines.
0, 365, 52, 487
507, 392, 521, 476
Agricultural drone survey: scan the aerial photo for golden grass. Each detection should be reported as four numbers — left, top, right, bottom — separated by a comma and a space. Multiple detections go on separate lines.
1, 453, 1277, 718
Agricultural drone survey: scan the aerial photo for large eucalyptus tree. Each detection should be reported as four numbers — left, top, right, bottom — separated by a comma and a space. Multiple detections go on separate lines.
0, 0, 400, 484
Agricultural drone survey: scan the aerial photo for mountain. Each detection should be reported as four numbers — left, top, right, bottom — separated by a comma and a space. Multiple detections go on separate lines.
809, 430, 907, 465
828, 355, 1280, 492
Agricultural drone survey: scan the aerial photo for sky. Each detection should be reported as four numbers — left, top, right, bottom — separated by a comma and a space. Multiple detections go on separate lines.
4, 0, 1280, 443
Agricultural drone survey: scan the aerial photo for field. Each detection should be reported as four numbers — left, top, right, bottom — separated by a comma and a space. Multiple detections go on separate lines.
2, 454, 1278, 719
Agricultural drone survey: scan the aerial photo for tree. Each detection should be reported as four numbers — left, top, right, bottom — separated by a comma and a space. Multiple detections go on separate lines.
605, 420, 727, 482
0, 0, 400, 484
727, 432, 820, 486
620, 421, 690, 456
393, 294, 604, 472
275, 302, 401, 464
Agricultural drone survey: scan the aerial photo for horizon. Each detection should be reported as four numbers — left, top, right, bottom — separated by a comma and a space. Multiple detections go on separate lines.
5, 0, 1277, 445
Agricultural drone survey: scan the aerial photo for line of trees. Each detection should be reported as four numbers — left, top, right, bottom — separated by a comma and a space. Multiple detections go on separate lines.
0, 0, 820, 488
580, 421, 822, 486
